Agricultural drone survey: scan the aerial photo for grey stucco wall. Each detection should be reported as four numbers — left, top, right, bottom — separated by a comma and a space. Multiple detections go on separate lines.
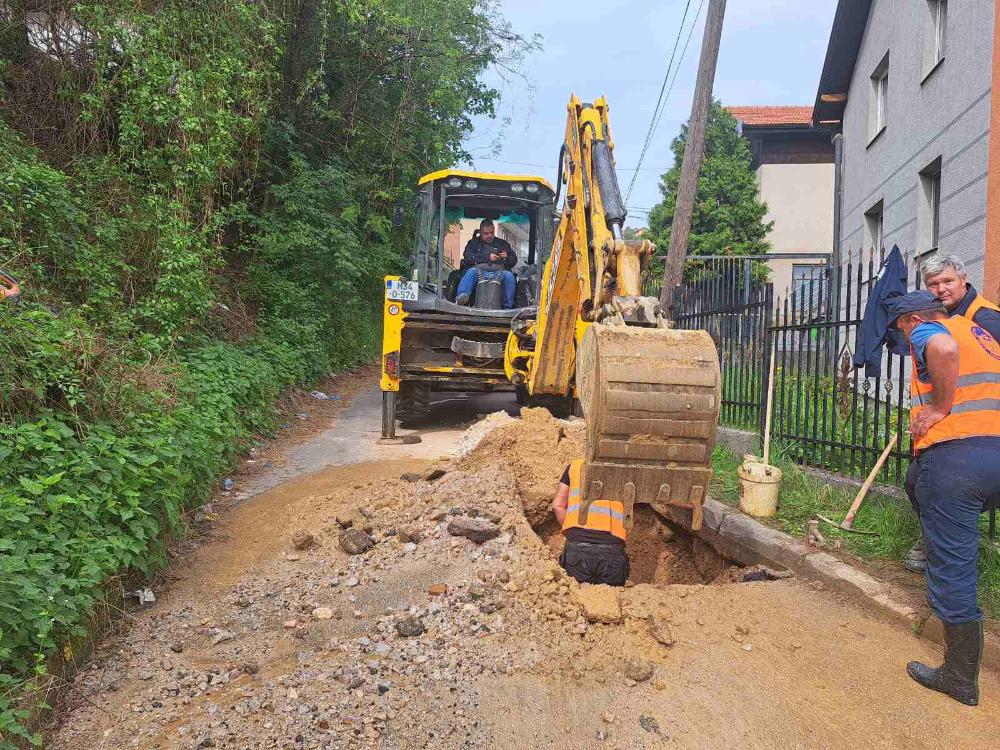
839, 0, 994, 287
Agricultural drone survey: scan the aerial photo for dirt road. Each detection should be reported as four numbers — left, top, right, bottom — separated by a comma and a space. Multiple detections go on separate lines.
46, 383, 999, 749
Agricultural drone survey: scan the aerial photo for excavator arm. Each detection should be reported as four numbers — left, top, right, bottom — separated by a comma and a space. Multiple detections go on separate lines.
513, 95, 721, 531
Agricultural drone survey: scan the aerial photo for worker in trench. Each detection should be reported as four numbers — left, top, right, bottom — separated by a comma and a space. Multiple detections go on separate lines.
903, 255, 1000, 573
889, 290, 1000, 706
551, 459, 630, 586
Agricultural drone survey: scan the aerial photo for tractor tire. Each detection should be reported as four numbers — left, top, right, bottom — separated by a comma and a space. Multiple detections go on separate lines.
396, 382, 431, 426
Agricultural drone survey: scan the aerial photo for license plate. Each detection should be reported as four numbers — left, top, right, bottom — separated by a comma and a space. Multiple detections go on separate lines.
386, 280, 418, 301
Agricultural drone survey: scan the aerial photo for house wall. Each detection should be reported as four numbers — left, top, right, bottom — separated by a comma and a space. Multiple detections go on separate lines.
839, 0, 995, 287
758, 160, 836, 295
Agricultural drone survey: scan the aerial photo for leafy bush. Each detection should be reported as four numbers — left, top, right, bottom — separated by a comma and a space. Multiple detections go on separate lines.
0, 320, 309, 747
0, 1, 535, 743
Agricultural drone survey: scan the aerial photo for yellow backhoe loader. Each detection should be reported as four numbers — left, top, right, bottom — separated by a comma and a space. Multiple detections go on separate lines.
381, 95, 720, 530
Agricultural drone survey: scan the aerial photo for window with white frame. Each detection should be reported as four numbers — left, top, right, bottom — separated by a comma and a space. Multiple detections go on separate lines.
919, 158, 942, 255
870, 53, 889, 142
924, 0, 947, 78
864, 200, 884, 253
791, 264, 823, 313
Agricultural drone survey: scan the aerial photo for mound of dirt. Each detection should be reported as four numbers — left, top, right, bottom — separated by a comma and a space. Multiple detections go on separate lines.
458, 407, 585, 526
454, 410, 516, 455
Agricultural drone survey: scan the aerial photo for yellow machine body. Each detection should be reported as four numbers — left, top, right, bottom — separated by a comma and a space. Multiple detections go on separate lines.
380, 99, 721, 530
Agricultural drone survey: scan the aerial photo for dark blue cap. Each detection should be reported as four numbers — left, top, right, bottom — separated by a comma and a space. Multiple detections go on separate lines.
885, 290, 945, 327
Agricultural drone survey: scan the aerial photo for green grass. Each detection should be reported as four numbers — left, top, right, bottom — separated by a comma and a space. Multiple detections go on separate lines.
711, 444, 1000, 619
717, 364, 912, 486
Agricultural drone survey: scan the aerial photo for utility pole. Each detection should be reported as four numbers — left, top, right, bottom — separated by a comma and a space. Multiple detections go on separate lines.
659, 0, 728, 317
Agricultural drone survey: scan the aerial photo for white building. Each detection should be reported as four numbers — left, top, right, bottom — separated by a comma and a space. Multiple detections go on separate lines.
727, 105, 836, 298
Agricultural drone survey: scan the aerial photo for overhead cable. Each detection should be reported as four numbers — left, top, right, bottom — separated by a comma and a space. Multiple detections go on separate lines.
623, 0, 707, 207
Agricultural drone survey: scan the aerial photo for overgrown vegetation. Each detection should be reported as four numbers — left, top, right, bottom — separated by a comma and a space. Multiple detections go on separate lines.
0, 1, 534, 744
710, 444, 1000, 620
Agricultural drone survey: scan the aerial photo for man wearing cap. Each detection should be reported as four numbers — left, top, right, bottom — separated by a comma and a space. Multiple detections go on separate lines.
889, 290, 1000, 705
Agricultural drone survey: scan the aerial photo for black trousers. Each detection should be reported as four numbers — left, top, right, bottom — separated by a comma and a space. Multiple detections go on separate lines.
559, 540, 630, 586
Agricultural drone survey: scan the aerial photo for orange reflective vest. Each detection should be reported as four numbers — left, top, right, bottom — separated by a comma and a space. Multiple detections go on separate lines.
961, 292, 1000, 322
910, 316, 1000, 452
561, 459, 628, 541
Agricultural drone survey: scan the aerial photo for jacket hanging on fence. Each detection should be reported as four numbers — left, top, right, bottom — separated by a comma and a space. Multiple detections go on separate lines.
854, 245, 909, 377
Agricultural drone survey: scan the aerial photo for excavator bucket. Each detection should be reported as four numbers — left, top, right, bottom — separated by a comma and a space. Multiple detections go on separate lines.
575, 324, 721, 531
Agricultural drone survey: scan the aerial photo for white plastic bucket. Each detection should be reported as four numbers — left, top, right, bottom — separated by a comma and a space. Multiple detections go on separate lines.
737, 461, 782, 517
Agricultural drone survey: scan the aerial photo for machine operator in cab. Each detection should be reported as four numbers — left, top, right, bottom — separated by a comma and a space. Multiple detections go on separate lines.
551, 459, 630, 586
889, 290, 1000, 706
455, 219, 517, 309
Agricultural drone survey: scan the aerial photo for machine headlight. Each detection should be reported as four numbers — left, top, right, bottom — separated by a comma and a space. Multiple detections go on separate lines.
525, 183, 539, 194
464, 180, 478, 189
446, 177, 463, 188
510, 183, 524, 193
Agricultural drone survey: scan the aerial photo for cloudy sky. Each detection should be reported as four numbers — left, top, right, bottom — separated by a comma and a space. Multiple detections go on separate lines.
458, 0, 839, 227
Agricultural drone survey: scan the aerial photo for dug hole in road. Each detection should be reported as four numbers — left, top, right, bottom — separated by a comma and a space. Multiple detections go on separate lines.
46, 380, 1000, 750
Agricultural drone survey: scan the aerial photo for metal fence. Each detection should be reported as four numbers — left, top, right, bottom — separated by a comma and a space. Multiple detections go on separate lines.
669, 257, 773, 433
664, 250, 912, 484
661, 248, 995, 537
675, 252, 920, 485
769, 250, 920, 486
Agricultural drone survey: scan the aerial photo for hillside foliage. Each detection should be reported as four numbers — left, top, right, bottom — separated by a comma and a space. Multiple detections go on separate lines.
0, 1, 533, 744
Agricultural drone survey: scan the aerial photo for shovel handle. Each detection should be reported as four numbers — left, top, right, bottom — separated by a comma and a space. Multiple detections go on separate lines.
762, 344, 777, 465
843, 434, 898, 528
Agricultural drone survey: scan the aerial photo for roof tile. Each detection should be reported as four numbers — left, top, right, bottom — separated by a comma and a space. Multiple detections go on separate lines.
726, 105, 814, 127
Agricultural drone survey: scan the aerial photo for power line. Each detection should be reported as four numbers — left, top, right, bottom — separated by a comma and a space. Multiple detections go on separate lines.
649, 0, 708, 149
622, 0, 694, 206
623, 0, 706, 207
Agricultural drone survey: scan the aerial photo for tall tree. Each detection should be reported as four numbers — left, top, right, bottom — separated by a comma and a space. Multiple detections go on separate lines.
648, 101, 772, 263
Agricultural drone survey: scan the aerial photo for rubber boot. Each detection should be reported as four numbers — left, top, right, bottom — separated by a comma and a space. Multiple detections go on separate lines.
907, 620, 983, 706
903, 533, 926, 573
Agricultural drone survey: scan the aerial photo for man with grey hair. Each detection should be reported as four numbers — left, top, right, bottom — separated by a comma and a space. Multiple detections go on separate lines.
904, 255, 1000, 574
922, 254, 1000, 340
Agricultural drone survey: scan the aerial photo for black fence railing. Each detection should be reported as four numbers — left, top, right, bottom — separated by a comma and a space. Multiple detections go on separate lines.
671, 257, 773, 433
666, 249, 995, 537
769, 249, 921, 486
668, 250, 910, 483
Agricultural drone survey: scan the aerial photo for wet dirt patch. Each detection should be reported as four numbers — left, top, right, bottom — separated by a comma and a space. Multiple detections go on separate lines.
532, 505, 739, 585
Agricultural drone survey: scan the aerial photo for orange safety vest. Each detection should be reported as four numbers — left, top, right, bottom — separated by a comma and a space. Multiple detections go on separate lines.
561, 459, 628, 541
910, 316, 1000, 452
961, 292, 1000, 322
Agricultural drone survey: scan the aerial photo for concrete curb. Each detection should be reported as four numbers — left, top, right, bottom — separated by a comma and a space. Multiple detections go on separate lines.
658, 497, 1000, 671
715, 426, 759, 457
